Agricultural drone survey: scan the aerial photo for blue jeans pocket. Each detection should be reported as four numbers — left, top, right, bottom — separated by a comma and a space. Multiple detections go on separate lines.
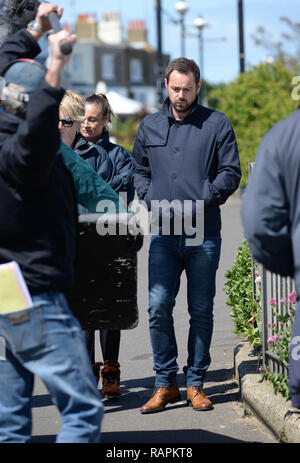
1, 306, 47, 355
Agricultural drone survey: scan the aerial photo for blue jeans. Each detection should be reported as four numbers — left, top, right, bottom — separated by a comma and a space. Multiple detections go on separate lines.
0, 292, 103, 443
148, 233, 221, 387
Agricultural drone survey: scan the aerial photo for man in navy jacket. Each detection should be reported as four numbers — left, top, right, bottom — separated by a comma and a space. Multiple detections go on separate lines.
132, 58, 241, 413
241, 108, 300, 409
0, 3, 103, 442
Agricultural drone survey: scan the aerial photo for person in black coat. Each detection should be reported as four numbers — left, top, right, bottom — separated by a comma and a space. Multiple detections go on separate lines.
0, 3, 103, 442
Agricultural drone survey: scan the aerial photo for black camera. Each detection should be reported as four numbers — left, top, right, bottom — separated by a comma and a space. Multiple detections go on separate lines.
9, 0, 40, 18
0, 0, 40, 46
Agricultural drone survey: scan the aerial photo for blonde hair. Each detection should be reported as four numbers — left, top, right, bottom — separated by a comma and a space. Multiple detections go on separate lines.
60, 90, 85, 122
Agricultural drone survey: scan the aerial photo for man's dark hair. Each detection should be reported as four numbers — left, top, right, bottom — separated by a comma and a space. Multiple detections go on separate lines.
165, 58, 200, 86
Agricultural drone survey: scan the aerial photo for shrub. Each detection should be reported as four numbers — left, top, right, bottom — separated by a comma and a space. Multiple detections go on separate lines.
225, 241, 296, 400
224, 240, 261, 347
210, 61, 298, 187
259, 293, 296, 400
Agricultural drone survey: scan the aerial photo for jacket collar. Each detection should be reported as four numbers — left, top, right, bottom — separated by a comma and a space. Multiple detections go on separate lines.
72, 132, 94, 154
94, 129, 110, 150
73, 130, 111, 154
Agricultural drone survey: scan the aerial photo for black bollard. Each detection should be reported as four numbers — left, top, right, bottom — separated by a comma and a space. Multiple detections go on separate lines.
66, 213, 143, 331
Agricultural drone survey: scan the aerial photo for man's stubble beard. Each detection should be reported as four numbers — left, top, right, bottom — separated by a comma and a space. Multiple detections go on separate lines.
172, 99, 193, 114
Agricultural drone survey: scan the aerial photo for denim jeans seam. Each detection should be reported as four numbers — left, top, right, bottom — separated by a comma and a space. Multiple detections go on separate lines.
155, 381, 177, 387
54, 296, 97, 440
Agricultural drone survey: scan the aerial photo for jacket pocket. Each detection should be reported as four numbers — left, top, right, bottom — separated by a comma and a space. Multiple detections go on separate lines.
143, 183, 153, 209
177, 177, 213, 203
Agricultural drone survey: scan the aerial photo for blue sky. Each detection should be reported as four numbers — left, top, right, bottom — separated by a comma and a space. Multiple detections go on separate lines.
59, 0, 299, 84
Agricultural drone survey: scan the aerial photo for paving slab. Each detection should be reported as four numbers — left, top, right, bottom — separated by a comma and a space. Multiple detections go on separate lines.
31, 195, 278, 444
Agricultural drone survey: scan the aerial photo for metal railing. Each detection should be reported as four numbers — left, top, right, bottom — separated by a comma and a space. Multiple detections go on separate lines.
253, 263, 294, 376
248, 162, 295, 375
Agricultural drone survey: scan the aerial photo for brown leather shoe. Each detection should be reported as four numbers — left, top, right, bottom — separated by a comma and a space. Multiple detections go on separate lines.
187, 386, 213, 411
140, 386, 181, 414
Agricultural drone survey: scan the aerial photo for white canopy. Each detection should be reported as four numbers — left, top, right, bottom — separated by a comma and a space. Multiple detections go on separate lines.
105, 90, 144, 116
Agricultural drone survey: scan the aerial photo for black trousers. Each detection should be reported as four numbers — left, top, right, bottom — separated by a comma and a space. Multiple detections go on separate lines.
84, 329, 121, 363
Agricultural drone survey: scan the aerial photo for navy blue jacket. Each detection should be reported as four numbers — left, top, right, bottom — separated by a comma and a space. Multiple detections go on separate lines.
132, 98, 241, 233
0, 29, 78, 294
96, 130, 135, 203
73, 132, 115, 186
74, 131, 134, 214
241, 108, 300, 407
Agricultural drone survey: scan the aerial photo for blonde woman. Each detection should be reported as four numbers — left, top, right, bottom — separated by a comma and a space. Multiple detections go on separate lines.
59, 90, 85, 148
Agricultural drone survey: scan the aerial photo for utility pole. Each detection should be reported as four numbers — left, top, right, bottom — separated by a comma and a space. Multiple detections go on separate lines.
238, 0, 245, 73
175, 1, 189, 58
156, 0, 164, 107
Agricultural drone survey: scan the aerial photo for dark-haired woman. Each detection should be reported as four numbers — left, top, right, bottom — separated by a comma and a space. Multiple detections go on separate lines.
74, 93, 135, 399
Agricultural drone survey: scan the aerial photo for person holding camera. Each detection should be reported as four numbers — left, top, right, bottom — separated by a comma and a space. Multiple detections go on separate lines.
0, 2, 103, 443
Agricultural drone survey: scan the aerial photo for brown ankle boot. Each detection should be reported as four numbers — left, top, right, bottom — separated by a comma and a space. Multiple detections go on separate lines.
101, 360, 121, 398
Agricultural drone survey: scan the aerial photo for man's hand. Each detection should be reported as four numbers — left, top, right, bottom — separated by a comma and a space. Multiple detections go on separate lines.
27, 2, 63, 40
45, 30, 77, 88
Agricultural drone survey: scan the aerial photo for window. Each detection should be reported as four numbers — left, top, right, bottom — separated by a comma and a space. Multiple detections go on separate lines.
130, 58, 143, 83
101, 54, 115, 80
72, 55, 82, 75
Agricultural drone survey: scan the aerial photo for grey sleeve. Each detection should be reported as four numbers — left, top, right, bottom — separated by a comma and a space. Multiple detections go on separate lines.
241, 134, 294, 276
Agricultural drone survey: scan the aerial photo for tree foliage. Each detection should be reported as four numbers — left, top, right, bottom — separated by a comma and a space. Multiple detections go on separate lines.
252, 17, 300, 72
209, 60, 298, 187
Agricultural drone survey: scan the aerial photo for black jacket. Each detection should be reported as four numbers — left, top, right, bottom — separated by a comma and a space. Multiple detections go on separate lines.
0, 29, 78, 295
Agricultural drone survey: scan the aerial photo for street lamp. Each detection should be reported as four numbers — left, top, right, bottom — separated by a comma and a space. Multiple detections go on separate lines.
155, 0, 164, 107
175, 1, 189, 57
194, 15, 208, 104
238, 0, 245, 73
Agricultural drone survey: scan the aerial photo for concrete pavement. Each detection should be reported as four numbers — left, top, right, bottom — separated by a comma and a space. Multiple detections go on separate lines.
31, 195, 280, 444
235, 340, 300, 443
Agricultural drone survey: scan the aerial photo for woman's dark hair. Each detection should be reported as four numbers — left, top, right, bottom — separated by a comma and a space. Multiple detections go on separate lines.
85, 93, 115, 122
165, 58, 200, 86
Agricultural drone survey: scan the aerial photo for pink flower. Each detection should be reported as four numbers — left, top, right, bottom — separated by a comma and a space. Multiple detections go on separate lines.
288, 291, 297, 305
267, 334, 280, 344
269, 298, 277, 306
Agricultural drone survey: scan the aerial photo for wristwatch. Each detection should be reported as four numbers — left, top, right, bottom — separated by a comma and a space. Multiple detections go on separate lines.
27, 21, 44, 36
